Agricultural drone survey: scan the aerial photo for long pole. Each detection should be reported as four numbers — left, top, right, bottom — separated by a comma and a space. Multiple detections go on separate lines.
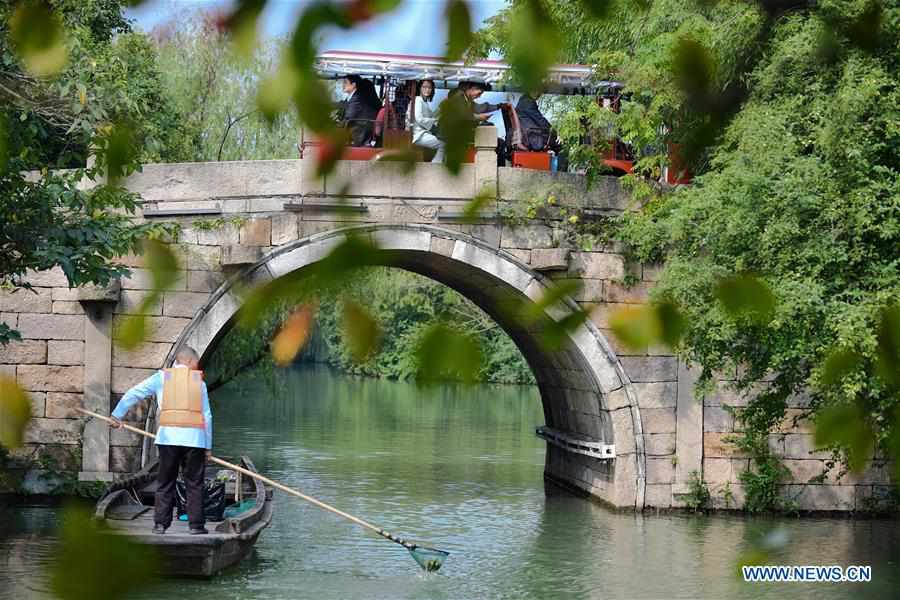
76, 408, 423, 551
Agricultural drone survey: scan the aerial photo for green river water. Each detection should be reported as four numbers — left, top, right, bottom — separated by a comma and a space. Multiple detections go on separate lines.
2, 364, 899, 599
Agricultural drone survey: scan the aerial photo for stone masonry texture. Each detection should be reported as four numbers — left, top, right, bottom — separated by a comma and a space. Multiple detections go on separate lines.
0, 159, 879, 512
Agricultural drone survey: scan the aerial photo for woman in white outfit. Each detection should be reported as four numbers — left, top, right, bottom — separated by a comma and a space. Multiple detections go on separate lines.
407, 79, 444, 162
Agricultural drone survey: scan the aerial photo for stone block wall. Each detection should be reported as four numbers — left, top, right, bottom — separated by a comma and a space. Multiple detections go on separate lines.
1, 151, 889, 510
1, 271, 88, 490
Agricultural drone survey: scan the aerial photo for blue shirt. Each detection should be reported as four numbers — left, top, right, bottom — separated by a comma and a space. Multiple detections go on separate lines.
111, 366, 212, 450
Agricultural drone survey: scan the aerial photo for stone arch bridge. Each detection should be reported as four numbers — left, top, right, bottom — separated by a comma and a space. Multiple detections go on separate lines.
1, 129, 876, 511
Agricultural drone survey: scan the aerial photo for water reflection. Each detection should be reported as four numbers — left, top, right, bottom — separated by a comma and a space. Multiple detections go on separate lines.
1, 364, 898, 599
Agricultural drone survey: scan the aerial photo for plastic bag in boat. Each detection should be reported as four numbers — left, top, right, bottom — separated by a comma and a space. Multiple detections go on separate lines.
175, 478, 227, 521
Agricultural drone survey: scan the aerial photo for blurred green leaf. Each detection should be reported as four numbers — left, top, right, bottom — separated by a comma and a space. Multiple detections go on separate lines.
889, 407, 900, 485
815, 22, 842, 65
445, 0, 473, 62
342, 299, 382, 362
416, 323, 482, 385
289, 2, 352, 69
437, 92, 477, 175
609, 300, 685, 351
734, 527, 789, 579
310, 234, 382, 289
578, 0, 613, 20
735, 549, 770, 579
508, 0, 561, 94
237, 272, 308, 330
297, 74, 339, 133
876, 305, 900, 388
271, 302, 317, 366
100, 122, 140, 183
714, 273, 775, 324
222, 0, 266, 58
0, 113, 8, 170
0, 376, 31, 448
257, 65, 300, 123
820, 348, 864, 388
672, 36, 715, 103
113, 241, 177, 349
815, 402, 872, 472
345, 0, 402, 23
113, 314, 147, 351
520, 279, 582, 325
609, 305, 656, 351
313, 128, 350, 178
142, 239, 179, 291
50, 504, 158, 600
539, 309, 589, 351
373, 146, 418, 174
656, 300, 687, 347
836, 0, 884, 52
461, 186, 494, 224
237, 235, 380, 330
10, 0, 69, 77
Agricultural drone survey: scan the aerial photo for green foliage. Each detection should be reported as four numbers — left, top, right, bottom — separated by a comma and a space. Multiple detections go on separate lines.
734, 430, 791, 513
0, 166, 176, 345
722, 481, 735, 509
191, 216, 247, 231
608, 300, 685, 352
0, 375, 31, 448
113, 239, 182, 350
444, 0, 473, 61
206, 267, 535, 388
683, 469, 711, 511
152, 14, 302, 161
500, 182, 621, 250
1, 0, 192, 169
8, 0, 68, 77
591, 2, 900, 478
51, 504, 158, 600
306, 268, 534, 385
0, 0, 184, 356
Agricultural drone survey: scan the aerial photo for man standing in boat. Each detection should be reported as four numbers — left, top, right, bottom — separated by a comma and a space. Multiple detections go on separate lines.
109, 347, 213, 536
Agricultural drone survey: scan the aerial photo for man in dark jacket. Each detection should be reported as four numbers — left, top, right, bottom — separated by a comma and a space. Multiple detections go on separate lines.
341, 75, 380, 147
516, 93, 558, 152
459, 81, 502, 121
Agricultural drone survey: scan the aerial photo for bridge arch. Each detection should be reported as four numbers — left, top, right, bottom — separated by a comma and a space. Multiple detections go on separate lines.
160, 224, 647, 509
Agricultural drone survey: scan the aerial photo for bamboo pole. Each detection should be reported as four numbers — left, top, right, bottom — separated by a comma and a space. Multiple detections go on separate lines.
75, 407, 446, 562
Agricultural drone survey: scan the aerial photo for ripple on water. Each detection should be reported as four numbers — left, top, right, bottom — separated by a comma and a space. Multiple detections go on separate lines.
4, 366, 900, 600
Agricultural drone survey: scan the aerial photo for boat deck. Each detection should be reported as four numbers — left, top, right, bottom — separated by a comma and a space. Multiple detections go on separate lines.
105, 510, 234, 546
95, 456, 274, 576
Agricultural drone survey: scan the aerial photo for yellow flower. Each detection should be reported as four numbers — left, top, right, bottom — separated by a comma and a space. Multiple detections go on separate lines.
568, 215, 579, 224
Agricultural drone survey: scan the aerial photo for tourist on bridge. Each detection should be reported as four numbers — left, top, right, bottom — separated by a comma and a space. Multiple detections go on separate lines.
515, 92, 561, 153
407, 79, 444, 162
444, 81, 503, 124
340, 74, 381, 147
110, 347, 213, 536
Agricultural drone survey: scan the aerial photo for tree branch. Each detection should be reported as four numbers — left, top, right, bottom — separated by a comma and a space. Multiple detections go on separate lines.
216, 110, 254, 161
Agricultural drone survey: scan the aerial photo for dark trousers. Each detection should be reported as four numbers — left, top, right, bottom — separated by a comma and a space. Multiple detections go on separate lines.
155, 444, 206, 528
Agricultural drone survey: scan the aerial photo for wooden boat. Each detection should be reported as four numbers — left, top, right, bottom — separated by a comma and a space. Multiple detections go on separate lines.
95, 455, 274, 577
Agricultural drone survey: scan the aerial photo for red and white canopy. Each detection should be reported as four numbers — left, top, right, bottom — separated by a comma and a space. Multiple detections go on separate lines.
314, 50, 621, 94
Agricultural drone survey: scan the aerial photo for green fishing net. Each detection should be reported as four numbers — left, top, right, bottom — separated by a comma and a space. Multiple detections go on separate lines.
409, 546, 449, 572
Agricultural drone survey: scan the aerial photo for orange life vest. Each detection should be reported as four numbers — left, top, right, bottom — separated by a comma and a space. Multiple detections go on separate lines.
158, 367, 205, 429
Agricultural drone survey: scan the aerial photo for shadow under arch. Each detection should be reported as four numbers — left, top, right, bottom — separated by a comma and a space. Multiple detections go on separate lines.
152, 224, 647, 509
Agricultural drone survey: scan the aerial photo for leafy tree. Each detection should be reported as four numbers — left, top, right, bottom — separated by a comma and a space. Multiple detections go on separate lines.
477, 0, 900, 481
205, 268, 535, 389
151, 12, 301, 162
0, 0, 180, 345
